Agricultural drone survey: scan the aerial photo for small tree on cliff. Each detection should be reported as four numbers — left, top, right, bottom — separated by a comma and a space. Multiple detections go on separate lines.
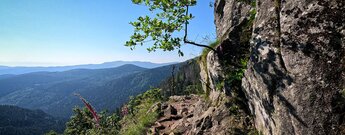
125, 0, 217, 56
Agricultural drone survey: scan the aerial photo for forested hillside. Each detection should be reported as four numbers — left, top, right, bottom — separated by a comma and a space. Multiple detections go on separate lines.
159, 59, 203, 97
0, 64, 146, 97
0, 64, 176, 118
0, 105, 65, 135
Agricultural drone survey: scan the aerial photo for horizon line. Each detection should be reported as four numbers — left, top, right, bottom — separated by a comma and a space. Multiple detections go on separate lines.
0, 60, 180, 68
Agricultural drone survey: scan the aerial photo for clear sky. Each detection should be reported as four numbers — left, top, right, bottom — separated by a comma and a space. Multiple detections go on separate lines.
0, 0, 216, 67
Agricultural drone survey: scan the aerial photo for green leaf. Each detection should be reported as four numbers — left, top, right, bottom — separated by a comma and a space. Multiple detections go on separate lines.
126, 0, 198, 56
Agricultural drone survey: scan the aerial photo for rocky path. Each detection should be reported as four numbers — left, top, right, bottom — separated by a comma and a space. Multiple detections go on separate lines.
148, 94, 254, 135
150, 95, 202, 134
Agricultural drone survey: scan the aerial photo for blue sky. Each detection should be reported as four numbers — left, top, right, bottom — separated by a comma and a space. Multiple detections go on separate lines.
0, 0, 216, 66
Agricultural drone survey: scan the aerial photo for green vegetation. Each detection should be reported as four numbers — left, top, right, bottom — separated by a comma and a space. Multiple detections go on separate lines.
249, 8, 256, 22
126, 0, 196, 56
0, 105, 65, 135
200, 40, 220, 64
120, 88, 163, 135
229, 104, 240, 114
160, 59, 204, 98
126, 0, 216, 56
216, 81, 225, 91
64, 107, 121, 135
210, 1, 256, 133
221, 0, 255, 94
0, 64, 174, 118
226, 58, 248, 86
185, 84, 204, 95
45, 131, 59, 135
63, 88, 162, 135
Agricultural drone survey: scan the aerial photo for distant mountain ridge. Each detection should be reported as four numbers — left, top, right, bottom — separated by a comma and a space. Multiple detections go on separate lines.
0, 61, 176, 75
0, 64, 147, 97
0, 63, 179, 118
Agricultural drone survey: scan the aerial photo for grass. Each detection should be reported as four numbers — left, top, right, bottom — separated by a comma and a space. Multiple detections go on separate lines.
201, 40, 220, 60
216, 81, 225, 91
120, 102, 159, 135
119, 88, 162, 135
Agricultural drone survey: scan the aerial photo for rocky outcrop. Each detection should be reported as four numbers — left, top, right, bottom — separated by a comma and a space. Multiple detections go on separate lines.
149, 95, 253, 135
203, 50, 225, 101
123, 0, 345, 134
195, 0, 257, 134
214, 0, 252, 40
201, 0, 254, 101
240, 0, 345, 135
150, 95, 200, 134
208, 0, 345, 134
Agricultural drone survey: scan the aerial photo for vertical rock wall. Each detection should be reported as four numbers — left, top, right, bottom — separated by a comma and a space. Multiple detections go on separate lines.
242, 0, 345, 134
205, 0, 345, 134
201, 0, 253, 101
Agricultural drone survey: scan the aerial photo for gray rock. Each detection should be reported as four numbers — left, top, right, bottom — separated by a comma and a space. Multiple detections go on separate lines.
207, 50, 225, 94
242, 0, 345, 134
202, 0, 344, 134
214, 0, 252, 39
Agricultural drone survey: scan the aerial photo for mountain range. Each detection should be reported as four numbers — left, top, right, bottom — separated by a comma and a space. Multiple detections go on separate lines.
0, 63, 179, 118
0, 61, 176, 75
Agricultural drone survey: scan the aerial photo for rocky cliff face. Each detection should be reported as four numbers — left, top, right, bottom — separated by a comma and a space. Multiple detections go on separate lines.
193, 0, 257, 134
154, 0, 344, 134
202, 0, 254, 100
205, 0, 345, 134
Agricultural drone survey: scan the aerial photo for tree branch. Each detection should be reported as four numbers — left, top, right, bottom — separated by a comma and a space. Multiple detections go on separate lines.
183, 5, 217, 52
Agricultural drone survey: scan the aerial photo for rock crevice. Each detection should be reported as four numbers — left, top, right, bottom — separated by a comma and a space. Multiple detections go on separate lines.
205, 0, 345, 134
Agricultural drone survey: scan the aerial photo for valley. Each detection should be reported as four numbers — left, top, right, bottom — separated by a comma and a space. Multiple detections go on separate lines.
0, 105, 65, 135
0, 63, 177, 118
